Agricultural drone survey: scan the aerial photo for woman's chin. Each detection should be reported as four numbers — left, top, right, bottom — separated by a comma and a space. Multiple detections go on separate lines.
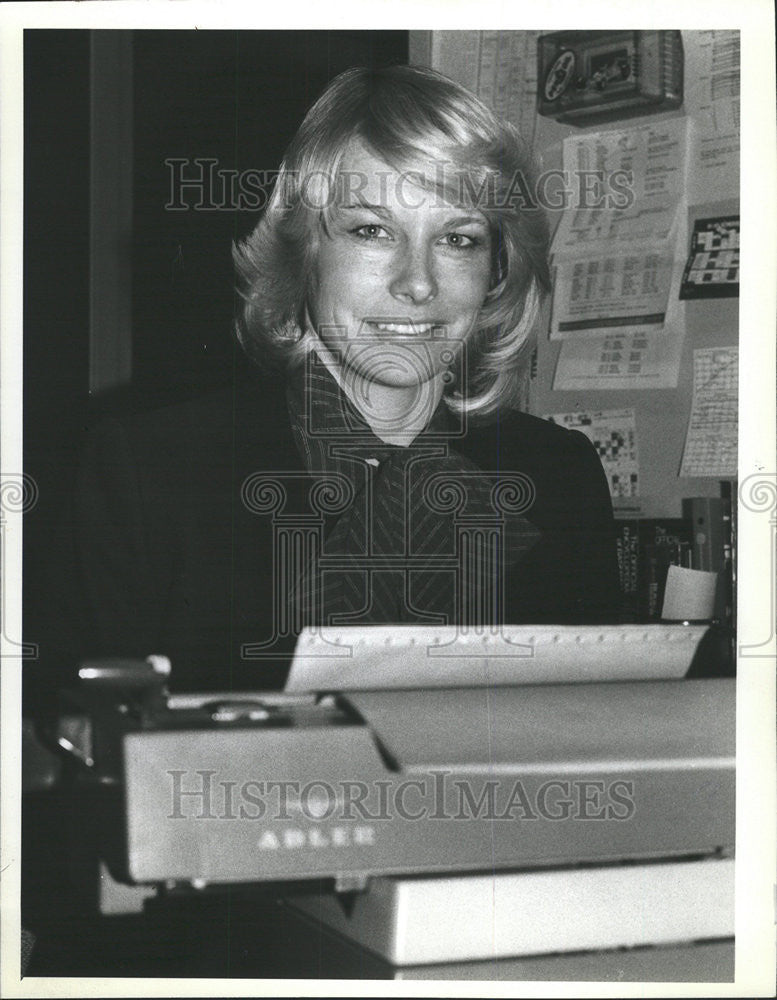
340, 343, 447, 390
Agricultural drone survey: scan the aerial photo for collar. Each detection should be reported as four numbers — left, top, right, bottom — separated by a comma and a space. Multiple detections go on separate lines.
286, 350, 453, 473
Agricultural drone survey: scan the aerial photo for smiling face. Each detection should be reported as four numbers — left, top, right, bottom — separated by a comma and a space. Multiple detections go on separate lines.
307, 143, 492, 391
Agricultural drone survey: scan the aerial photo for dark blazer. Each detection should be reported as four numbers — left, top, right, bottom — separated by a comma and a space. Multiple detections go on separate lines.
54, 369, 620, 692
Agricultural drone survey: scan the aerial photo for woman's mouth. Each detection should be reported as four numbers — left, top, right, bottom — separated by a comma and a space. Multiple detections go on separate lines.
366, 321, 444, 336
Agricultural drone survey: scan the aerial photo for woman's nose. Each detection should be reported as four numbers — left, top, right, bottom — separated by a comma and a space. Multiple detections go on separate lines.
388, 245, 438, 304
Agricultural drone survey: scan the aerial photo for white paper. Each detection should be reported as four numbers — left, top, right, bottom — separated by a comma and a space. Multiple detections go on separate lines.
431, 30, 540, 147
680, 347, 738, 477
688, 104, 740, 205
552, 119, 689, 258
662, 564, 719, 621
430, 30, 481, 94
550, 250, 675, 339
684, 31, 740, 204
684, 30, 740, 117
285, 624, 707, 692
478, 30, 541, 147
544, 409, 639, 498
553, 329, 683, 391
549, 120, 688, 345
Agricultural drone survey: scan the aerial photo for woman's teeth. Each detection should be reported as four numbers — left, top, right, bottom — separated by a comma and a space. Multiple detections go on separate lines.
372, 322, 436, 334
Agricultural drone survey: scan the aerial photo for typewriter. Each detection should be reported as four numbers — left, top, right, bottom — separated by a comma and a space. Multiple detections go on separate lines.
60, 624, 734, 972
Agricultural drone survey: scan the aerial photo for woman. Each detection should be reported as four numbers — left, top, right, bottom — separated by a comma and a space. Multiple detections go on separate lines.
66, 65, 619, 692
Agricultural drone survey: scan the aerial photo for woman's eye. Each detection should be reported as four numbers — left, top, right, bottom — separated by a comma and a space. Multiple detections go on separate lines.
440, 232, 478, 249
353, 223, 390, 240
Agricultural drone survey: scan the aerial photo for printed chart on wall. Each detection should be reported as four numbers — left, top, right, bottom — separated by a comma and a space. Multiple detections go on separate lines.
684, 30, 740, 205
680, 347, 738, 478
544, 409, 639, 498
430, 31, 541, 148
549, 118, 689, 391
552, 329, 684, 391
680, 214, 739, 299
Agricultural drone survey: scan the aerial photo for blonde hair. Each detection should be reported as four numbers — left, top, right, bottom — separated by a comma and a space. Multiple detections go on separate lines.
233, 64, 550, 419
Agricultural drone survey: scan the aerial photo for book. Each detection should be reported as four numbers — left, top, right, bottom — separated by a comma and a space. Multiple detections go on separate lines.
682, 497, 727, 573
614, 519, 692, 622
718, 481, 736, 642
683, 494, 734, 625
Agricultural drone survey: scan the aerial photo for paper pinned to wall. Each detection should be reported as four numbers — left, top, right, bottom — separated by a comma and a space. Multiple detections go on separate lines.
683, 29, 740, 116
553, 329, 684, 391
688, 107, 739, 204
478, 31, 541, 147
688, 104, 739, 206
430, 31, 481, 94
679, 347, 738, 478
680, 215, 739, 299
549, 119, 689, 343
430, 31, 541, 147
551, 118, 689, 258
544, 409, 639, 498
550, 250, 675, 340
684, 30, 740, 204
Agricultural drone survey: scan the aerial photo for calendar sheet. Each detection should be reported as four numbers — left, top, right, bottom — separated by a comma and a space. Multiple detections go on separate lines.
430, 31, 541, 148
679, 347, 738, 477
684, 30, 740, 204
553, 330, 683, 390
552, 119, 689, 257
550, 251, 675, 340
